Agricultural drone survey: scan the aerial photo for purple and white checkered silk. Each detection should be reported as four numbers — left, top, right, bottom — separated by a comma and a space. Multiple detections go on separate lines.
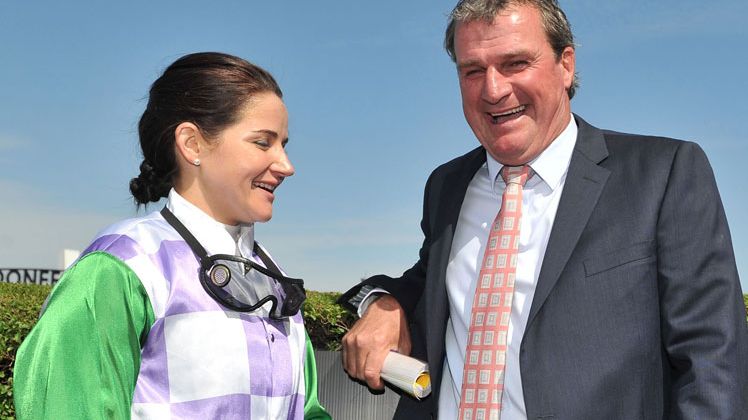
84, 211, 306, 419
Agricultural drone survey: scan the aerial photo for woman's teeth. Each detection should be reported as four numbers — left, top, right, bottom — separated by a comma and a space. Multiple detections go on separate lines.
254, 182, 275, 192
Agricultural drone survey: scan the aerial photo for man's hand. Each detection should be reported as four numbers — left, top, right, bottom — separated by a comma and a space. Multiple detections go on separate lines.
341, 294, 412, 390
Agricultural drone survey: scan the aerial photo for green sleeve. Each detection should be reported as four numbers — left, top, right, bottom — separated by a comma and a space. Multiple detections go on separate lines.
13, 251, 156, 419
303, 331, 332, 420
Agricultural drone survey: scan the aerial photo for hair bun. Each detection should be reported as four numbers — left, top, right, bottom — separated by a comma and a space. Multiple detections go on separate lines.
129, 160, 170, 205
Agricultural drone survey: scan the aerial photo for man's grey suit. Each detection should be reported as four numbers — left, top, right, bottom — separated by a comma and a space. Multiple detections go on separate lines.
343, 115, 748, 419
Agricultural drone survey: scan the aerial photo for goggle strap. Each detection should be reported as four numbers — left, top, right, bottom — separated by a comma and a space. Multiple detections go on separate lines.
252, 243, 283, 279
161, 207, 293, 281
161, 206, 305, 319
161, 207, 209, 261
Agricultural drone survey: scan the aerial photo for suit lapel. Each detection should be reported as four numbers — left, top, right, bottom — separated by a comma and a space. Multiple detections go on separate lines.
425, 147, 486, 393
427, 147, 486, 315
525, 115, 611, 328
435, 148, 487, 233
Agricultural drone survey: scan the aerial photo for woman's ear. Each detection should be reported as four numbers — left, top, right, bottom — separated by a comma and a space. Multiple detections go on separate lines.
174, 122, 202, 166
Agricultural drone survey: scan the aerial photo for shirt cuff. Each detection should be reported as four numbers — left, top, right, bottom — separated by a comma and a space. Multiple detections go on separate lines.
357, 287, 390, 318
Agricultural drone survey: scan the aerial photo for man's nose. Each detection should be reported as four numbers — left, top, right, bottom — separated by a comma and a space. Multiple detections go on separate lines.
481, 67, 511, 104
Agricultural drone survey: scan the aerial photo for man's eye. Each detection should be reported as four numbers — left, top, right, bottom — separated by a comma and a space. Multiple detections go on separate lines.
463, 68, 484, 78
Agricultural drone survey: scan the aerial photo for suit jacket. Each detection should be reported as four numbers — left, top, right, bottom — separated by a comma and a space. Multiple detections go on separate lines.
342, 115, 748, 419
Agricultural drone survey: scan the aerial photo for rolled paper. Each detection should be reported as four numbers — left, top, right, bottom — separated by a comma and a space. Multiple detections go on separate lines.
380, 351, 431, 399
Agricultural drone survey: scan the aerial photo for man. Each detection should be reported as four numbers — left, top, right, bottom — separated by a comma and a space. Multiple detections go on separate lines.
340, 0, 748, 419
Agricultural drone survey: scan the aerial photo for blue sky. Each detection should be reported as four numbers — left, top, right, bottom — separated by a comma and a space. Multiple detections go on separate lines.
1, 0, 746, 293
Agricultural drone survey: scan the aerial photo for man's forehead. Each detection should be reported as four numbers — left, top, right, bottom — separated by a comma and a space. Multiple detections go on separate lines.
456, 49, 533, 68
454, 9, 545, 58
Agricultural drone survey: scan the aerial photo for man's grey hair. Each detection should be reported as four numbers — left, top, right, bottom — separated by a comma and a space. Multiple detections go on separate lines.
444, 0, 579, 99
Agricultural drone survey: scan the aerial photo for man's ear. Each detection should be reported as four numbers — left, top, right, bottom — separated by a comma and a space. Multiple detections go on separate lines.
560, 46, 575, 90
174, 122, 202, 166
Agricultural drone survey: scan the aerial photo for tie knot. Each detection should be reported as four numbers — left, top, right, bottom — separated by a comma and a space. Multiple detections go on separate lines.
500, 165, 532, 186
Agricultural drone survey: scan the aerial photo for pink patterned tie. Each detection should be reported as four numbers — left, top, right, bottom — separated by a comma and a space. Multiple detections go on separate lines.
459, 165, 532, 420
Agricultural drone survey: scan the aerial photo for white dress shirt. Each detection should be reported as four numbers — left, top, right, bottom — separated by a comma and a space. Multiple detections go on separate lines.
437, 118, 577, 419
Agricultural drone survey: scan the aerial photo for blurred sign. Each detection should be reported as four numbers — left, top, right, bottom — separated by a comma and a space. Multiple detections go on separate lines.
0, 268, 62, 285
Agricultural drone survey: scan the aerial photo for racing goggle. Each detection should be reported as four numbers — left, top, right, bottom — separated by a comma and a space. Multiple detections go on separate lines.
161, 207, 305, 319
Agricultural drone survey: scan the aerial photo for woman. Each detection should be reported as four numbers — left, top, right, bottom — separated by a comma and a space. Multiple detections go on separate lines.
14, 52, 330, 419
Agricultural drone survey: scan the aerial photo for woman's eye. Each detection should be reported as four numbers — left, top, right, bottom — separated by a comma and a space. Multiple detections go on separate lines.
254, 139, 270, 148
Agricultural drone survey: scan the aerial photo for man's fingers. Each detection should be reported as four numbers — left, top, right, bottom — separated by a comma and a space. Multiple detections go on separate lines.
340, 294, 408, 389
344, 330, 386, 389
342, 325, 374, 380
341, 331, 360, 377
362, 345, 388, 389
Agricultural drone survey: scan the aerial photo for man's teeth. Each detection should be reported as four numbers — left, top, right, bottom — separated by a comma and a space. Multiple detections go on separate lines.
254, 182, 275, 192
491, 105, 526, 119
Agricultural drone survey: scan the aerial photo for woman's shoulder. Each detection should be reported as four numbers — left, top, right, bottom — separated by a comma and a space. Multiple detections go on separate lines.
76, 209, 185, 318
83, 210, 180, 261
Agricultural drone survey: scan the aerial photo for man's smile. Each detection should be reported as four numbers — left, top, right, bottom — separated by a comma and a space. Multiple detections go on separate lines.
489, 105, 526, 124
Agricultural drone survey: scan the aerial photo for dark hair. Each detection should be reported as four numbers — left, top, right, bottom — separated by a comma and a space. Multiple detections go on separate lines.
444, 0, 579, 98
129, 52, 283, 205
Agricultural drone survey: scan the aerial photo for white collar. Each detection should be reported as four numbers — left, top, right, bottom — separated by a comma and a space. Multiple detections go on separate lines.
487, 114, 578, 191
166, 189, 255, 257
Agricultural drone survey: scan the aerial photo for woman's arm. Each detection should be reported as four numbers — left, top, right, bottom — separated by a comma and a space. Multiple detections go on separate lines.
13, 251, 155, 419
303, 330, 331, 420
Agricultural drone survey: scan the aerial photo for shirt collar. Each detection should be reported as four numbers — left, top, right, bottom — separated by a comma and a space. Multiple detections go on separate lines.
166, 189, 255, 257
487, 115, 578, 191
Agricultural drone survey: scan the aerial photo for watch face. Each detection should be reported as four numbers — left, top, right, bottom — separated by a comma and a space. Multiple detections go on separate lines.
210, 264, 231, 287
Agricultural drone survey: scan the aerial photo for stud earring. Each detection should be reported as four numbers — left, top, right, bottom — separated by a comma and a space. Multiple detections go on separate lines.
193, 159, 201, 166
